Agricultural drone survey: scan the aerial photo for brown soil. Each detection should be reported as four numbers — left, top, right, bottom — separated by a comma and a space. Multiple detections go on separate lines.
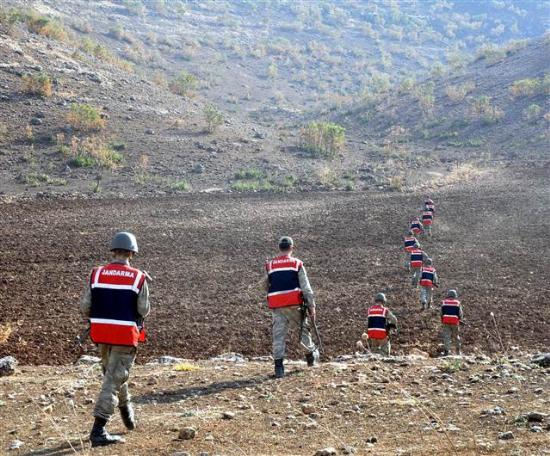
0, 169, 549, 365
0, 355, 548, 455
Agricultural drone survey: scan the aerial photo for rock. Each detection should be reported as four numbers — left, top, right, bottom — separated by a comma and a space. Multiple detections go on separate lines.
222, 411, 235, 420
178, 427, 196, 440
408, 348, 429, 359
302, 404, 316, 415
530, 353, 550, 368
155, 356, 184, 364
530, 426, 543, 433
481, 406, 505, 416
30, 117, 42, 125
366, 436, 378, 443
8, 440, 24, 450
76, 355, 100, 365
314, 448, 337, 456
0, 356, 17, 377
498, 431, 514, 440
145, 129, 155, 135
526, 412, 546, 422
210, 353, 247, 363
192, 163, 205, 174
341, 446, 356, 454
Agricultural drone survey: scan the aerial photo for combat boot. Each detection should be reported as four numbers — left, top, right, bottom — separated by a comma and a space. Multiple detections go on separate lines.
305, 352, 315, 367
90, 417, 124, 447
119, 404, 136, 430
274, 359, 284, 378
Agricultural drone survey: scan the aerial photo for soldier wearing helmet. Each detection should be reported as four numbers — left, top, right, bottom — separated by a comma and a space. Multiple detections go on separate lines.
362, 293, 398, 356
80, 232, 150, 447
264, 236, 318, 378
440, 289, 463, 356
419, 257, 439, 310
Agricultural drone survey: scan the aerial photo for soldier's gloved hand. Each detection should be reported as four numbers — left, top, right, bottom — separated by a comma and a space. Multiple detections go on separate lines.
308, 306, 316, 322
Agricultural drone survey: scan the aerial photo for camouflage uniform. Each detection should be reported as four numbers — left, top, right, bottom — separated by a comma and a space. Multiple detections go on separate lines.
410, 250, 429, 287
420, 269, 438, 309
80, 259, 150, 421
265, 266, 316, 360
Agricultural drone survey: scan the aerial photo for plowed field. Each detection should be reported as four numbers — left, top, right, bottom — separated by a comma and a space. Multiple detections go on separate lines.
1, 169, 549, 364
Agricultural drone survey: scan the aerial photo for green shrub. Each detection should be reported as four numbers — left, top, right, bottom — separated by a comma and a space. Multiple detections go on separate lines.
20, 173, 66, 186
169, 179, 191, 191
523, 104, 542, 122
445, 82, 475, 102
71, 154, 96, 168
204, 104, 224, 133
510, 79, 541, 97
21, 72, 52, 97
26, 11, 68, 41
471, 96, 504, 124
300, 122, 346, 160
234, 168, 265, 180
67, 104, 105, 131
66, 137, 122, 169
169, 71, 199, 97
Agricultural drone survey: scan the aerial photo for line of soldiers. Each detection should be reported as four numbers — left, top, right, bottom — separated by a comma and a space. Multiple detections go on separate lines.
79, 202, 464, 446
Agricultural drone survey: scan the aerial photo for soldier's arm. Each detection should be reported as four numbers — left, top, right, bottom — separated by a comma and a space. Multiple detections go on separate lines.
387, 310, 398, 328
298, 265, 315, 308
137, 280, 150, 318
433, 271, 439, 285
79, 282, 92, 317
459, 305, 464, 320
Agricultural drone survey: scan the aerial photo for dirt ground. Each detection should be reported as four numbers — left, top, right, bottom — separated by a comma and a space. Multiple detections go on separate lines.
0, 168, 549, 365
0, 354, 548, 455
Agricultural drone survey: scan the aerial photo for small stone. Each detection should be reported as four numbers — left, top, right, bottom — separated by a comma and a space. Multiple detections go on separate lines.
178, 427, 196, 440
302, 404, 316, 415
0, 357, 17, 376
145, 129, 155, 135
192, 163, 205, 174
526, 412, 546, 422
366, 436, 378, 444
530, 426, 543, 433
172, 453, 190, 456
341, 446, 356, 454
76, 355, 100, 365
498, 431, 514, 440
314, 448, 337, 456
481, 406, 505, 416
30, 117, 42, 125
530, 353, 550, 368
222, 411, 235, 420
8, 440, 24, 450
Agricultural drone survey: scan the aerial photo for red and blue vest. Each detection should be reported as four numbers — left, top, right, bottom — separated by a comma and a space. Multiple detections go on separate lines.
422, 211, 433, 226
441, 299, 461, 325
425, 200, 435, 212
410, 220, 423, 234
404, 236, 417, 252
89, 263, 146, 347
266, 255, 304, 309
419, 266, 436, 287
367, 304, 388, 339
410, 248, 424, 268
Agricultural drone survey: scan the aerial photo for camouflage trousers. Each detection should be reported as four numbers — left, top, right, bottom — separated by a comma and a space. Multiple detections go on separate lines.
368, 337, 391, 356
272, 306, 316, 360
442, 325, 461, 354
411, 267, 422, 287
423, 224, 432, 236
94, 344, 137, 420
420, 286, 434, 308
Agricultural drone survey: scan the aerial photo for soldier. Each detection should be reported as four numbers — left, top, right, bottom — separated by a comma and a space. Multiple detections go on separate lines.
424, 197, 435, 214
410, 216, 424, 236
419, 257, 439, 310
421, 209, 434, 236
364, 293, 398, 356
403, 230, 420, 269
265, 236, 318, 378
80, 232, 150, 447
440, 289, 463, 356
409, 246, 428, 287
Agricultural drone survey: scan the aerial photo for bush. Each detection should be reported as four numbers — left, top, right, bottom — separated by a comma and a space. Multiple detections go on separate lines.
65, 136, 122, 169
445, 82, 475, 102
169, 70, 199, 97
509, 79, 541, 97
300, 122, 346, 160
21, 73, 53, 97
204, 104, 224, 133
234, 168, 264, 180
523, 104, 542, 122
19, 173, 66, 186
470, 96, 504, 124
67, 104, 106, 131
169, 179, 191, 191
26, 12, 68, 41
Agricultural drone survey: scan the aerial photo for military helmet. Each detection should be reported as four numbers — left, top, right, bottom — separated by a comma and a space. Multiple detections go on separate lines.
278, 236, 294, 250
374, 292, 387, 303
408, 230, 414, 235
447, 289, 458, 299
425, 257, 433, 265
110, 231, 139, 253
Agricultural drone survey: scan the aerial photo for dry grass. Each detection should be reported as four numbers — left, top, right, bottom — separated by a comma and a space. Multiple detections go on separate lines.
439, 163, 484, 185
22, 73, 53, 97
0, 322, 13, 344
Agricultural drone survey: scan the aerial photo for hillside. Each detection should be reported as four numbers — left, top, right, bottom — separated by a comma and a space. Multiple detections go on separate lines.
0, 1, 548, 197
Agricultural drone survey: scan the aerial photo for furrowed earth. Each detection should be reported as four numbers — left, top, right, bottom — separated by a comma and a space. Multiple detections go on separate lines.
0, 167, 549, 455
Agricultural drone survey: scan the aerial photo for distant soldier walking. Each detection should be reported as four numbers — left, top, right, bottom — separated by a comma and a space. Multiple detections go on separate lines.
265, 236, 318, 378
419, 257, 439, 310
80, 232, 150, 447
364, 293, 398, 356
424, 197, 435, 214
409, 216, 424, 236
403, 230, 420, 269
421, 209, 434, 236
440, 289, 463, 356
409, 246, 428, 287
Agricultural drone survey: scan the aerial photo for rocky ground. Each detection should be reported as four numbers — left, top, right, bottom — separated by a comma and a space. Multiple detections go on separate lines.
0, 352, 548, 455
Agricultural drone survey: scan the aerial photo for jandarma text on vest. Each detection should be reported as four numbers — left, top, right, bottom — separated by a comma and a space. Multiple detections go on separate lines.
100, 269, 136, 278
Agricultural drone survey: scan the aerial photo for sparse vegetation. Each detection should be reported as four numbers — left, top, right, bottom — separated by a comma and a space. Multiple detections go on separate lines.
18, 173, 66, 187
169, 179, 191, 191
444, 82, 475, 102
21, 73, 53, 97
509, 78, 544, 97
169, 71, 199, 97
62, 136, 122, 169
470, 96, 505, 125
300, 122, 346, 160
204, 104, 224, 133
523, 104, 542, 123
67, 104, 106, 132
25, 11, 69, 41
